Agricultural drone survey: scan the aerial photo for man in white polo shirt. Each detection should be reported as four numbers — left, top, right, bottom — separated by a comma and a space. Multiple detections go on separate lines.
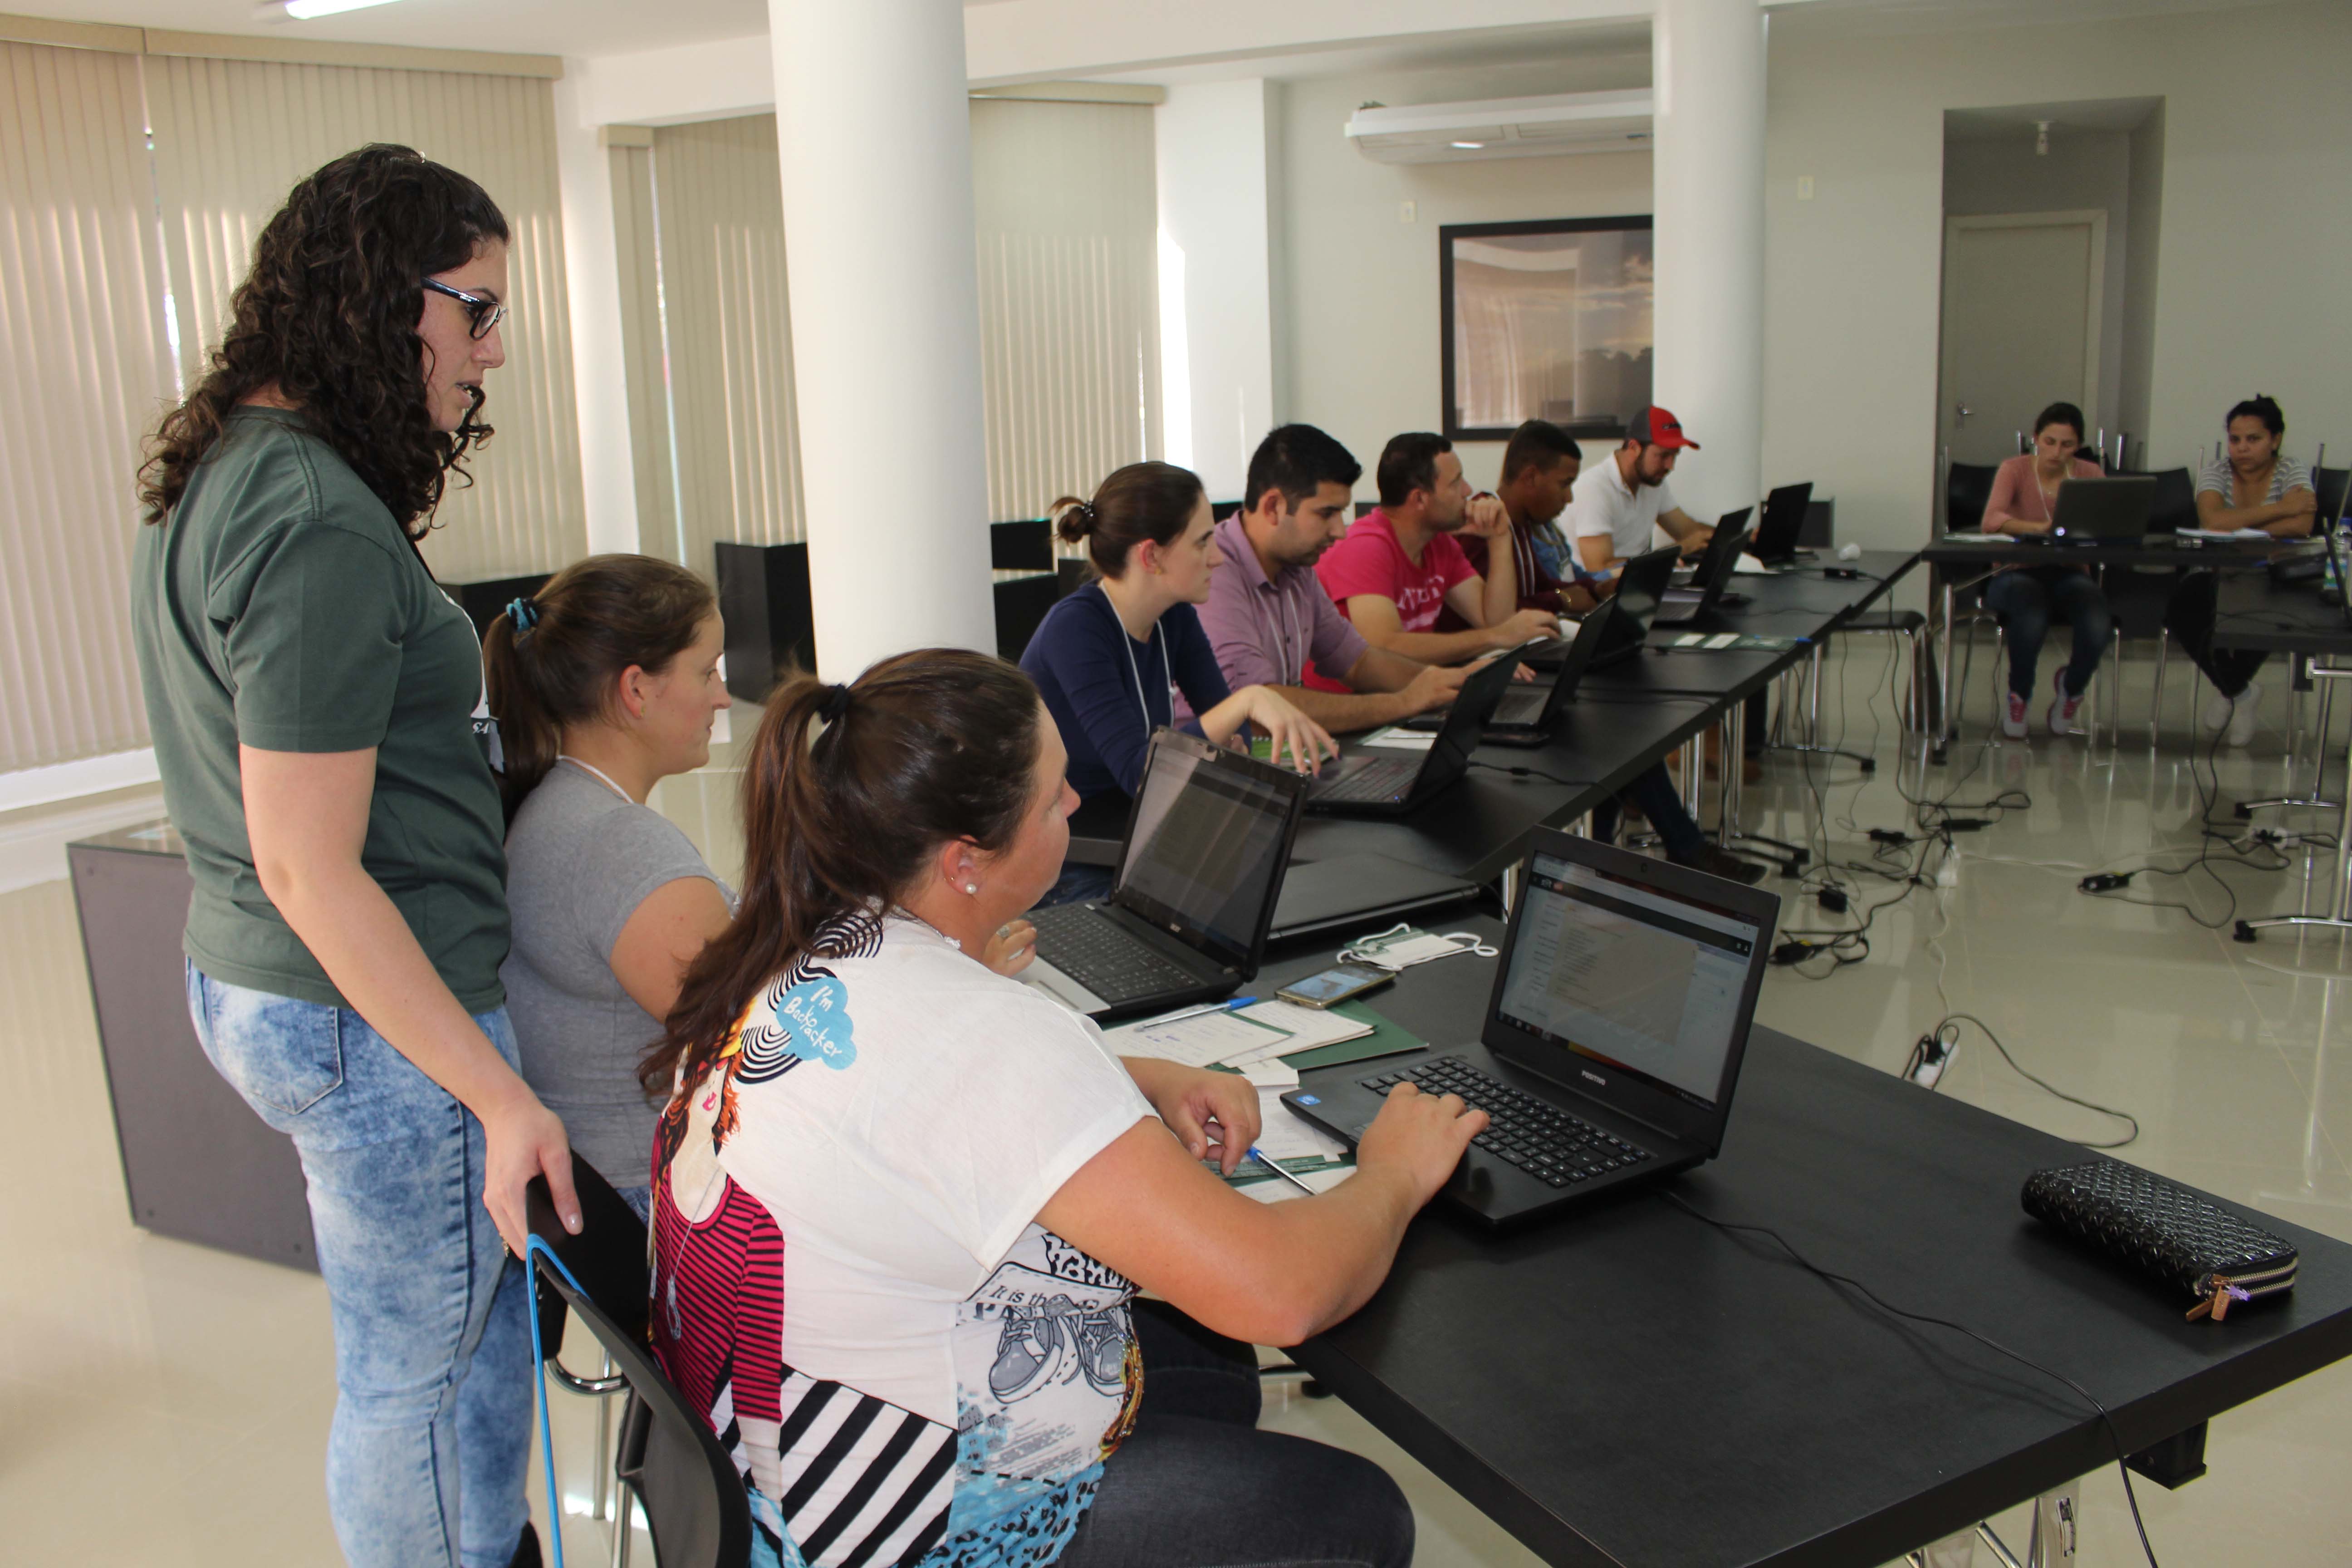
1568, 406, 1716, 574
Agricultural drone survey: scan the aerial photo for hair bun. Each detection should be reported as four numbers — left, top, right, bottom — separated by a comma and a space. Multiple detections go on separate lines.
1051, 496, 1099, 545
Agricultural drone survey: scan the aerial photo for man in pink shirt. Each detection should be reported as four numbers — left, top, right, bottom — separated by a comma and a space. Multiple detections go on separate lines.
1313, 433, 1559, 688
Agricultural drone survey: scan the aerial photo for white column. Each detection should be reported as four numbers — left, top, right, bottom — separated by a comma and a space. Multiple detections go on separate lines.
1154, 79, 1278, 502
769, 0, 995, 677
552, 69, 640, 556
1651, 0, 1767, 524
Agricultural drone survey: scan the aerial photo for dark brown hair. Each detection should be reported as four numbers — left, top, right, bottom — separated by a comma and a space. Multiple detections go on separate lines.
1051, 461, 1207, 577
2228, 395, 2286, 439
643, 650, 1045, 1094
2032, 402, 2087, 443
482, 554, 718, 814
1501, 419, 1581, 484
139, 144, 509, 534
1376, 431, 1452, 508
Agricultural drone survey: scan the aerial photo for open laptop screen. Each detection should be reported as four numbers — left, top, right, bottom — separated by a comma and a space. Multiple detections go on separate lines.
1116, 742, 1295, 958
1493, 851, 1764, 1107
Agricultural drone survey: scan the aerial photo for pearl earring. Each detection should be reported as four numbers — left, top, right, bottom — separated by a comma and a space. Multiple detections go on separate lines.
964, 883, 979, 895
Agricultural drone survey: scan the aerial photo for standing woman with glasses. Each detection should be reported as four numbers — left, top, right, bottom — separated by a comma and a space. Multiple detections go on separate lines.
132, 145, 568, 1568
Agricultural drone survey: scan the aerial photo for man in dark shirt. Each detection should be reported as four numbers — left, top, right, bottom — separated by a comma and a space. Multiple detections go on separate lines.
1461, 420, 1609, 617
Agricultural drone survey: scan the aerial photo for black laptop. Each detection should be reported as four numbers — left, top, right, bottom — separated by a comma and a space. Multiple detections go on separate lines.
1266, 853, 1481, 943
1747, 482, 1814, 567
1022, 728, 1305, 1020
1519, 545, 1678, 673
2049, 475, 2156, 544
1479, 598, 1622, 745
1653, 513, 1755, 626
1306, 648, 1524, 816
1281, 828, 1780, 1229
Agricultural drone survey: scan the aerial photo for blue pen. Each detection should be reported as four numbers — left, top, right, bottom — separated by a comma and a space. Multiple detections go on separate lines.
1144, 995, 1257, 1028
1250, 1147, 1320, 1196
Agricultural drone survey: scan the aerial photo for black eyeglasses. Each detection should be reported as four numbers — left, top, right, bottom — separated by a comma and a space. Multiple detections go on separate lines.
422, 278, 509, 340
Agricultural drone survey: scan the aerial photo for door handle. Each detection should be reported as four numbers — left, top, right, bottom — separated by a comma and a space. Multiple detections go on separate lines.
1955, 403, 1973, 422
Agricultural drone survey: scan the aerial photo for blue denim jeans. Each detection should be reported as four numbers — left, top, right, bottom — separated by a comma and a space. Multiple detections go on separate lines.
1588, 762, 1708, 863
1985, 567, 2112, 700
186, 964, 532, 1568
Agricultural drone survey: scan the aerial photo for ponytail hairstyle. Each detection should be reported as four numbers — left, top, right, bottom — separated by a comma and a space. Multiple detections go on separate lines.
1050, 460, 1208, 578
643, 649, 1045, 1094
140, 144, 509, 533
482, 553, 717, 815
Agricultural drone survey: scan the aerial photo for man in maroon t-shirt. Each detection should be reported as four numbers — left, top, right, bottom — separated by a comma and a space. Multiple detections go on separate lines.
1311, 433, 1558, 688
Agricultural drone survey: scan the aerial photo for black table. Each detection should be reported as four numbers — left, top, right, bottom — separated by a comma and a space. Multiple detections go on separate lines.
2213, 572, 2352, 942
1921, 534, 2294, 748
1258, 921, 2352, 1568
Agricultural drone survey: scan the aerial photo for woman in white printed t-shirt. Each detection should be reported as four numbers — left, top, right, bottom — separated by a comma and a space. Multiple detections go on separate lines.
642, 648, 1485, 1568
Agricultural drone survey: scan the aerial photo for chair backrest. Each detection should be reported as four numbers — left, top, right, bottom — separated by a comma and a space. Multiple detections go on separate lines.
2317, 465, 2349, 529
1945, 461, 1999, 534
2115, 467, 2196, 533
990, 519, 1053, 572
528, 1162, 752, 1568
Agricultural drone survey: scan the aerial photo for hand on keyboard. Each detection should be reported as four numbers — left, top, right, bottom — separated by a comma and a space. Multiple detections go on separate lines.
1356, 1083, 1488, 1208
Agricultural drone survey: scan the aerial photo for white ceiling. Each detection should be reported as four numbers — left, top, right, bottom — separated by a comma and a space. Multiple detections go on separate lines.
5, 0, 2297, 67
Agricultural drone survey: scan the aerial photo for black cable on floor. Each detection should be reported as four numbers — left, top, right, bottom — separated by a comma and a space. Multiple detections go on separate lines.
1660, 1191, 2162, 1568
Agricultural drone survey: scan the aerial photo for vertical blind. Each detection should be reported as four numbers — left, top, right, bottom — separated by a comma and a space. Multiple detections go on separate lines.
0, 37, 586, 775
607, 98, 1161, 577
647, 114, 808, 573
146, 56, 586, 585
0, 41, 176, 772
970, 99, 1161, 522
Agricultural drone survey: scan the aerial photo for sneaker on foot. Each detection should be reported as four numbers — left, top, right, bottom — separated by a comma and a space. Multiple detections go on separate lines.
1679, 847, 1767, 885
2047, 669, 2086, 736
2200, 683, 2234, 734
2225, 681, 2262, 747
2000, 691, 2029, 739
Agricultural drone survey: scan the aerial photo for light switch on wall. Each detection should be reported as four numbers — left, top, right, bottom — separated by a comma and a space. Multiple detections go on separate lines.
1797, 176, 1815, 201
1399, 200, 1417, 224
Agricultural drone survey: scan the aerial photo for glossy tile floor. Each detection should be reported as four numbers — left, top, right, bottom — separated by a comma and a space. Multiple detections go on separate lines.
8, 643, 2352, 1567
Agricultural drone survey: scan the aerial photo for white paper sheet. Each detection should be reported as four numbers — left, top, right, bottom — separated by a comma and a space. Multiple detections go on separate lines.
1358, 729, 1436, 751
1104, 1009, 1289, 1069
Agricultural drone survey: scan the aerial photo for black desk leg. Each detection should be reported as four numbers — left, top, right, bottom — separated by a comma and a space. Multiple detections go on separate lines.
2238, 661, 2341, 820
2126, 1421, 2209, 1489
1720, 696, 1807, 872
2237, 662, 2352, 941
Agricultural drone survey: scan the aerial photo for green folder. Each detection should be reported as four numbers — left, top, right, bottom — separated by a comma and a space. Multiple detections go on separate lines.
1276, 1000, 1427, 1071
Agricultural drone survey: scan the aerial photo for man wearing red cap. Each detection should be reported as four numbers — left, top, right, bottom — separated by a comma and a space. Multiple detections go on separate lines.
1568, 406, 1716, 575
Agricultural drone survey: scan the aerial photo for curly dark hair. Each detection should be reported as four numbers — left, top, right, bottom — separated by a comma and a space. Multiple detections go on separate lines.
139, 144, 509, 534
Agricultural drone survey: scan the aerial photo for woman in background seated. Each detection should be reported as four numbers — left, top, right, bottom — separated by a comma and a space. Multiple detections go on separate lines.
1979, 401, 2111, 739
2169, 395, 2319, 746
645, 652, 1471, 1568
491, 559, 1036, 1214
1022, 461, 1335, 904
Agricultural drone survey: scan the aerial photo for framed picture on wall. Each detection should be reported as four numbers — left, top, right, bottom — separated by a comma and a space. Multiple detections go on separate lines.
1440, 216, 1654, 443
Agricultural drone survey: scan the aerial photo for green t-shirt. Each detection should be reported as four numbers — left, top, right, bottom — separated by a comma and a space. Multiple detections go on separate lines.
132, 407, 510, 1013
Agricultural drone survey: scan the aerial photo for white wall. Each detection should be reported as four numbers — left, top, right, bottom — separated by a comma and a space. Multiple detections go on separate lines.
552, 71, 641, 554
2120, 103, 2166, 453
1272, 52, 1653, 494
1765, 0, 2352, 551
1154, 80, 1279, 500
1941, 127, 2137, 446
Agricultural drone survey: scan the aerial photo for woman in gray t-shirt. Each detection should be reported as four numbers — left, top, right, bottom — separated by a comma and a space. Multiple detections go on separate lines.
489, 555, 1040, 1211
489, 556, 740, 1212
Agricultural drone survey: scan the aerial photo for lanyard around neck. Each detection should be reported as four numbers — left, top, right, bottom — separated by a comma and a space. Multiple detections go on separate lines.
558, 754, 634, 804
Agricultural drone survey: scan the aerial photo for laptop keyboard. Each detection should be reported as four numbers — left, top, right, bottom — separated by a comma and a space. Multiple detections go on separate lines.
1358, 1055, 1655, 1188
1492, 687, 1547, 725
1313, 755, 1420, 804
1028, 903, 1199, 1004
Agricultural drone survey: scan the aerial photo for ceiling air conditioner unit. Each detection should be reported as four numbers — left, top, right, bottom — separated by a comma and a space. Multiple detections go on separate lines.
1344, 89, 1653, 165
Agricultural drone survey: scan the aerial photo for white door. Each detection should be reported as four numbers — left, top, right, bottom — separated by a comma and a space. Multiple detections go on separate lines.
1937, 211, 2106, 468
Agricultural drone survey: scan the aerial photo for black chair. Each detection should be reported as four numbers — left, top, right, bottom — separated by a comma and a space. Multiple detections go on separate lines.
1210, 499, 1245, 522
1945, 461, 1999, 535
2317, 466, 2348, 529
527, 1159, 752, 1568
990, 519, 1054, 573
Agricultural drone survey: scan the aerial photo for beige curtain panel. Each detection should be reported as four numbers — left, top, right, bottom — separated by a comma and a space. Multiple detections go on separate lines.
607, 98, 1161, 583
146, 55, 587, 586
0, 40, 178, 773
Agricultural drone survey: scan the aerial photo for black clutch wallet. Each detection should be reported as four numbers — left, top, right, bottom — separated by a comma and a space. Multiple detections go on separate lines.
2021, 1159, 2299, 1322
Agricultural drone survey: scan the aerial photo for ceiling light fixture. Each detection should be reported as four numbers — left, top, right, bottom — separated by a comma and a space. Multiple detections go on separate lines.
1452, 141, 1486, 150
257, 0, 409, 22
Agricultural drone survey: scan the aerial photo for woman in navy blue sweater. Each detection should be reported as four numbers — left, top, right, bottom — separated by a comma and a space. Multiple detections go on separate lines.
1022, 462, 1334, 902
